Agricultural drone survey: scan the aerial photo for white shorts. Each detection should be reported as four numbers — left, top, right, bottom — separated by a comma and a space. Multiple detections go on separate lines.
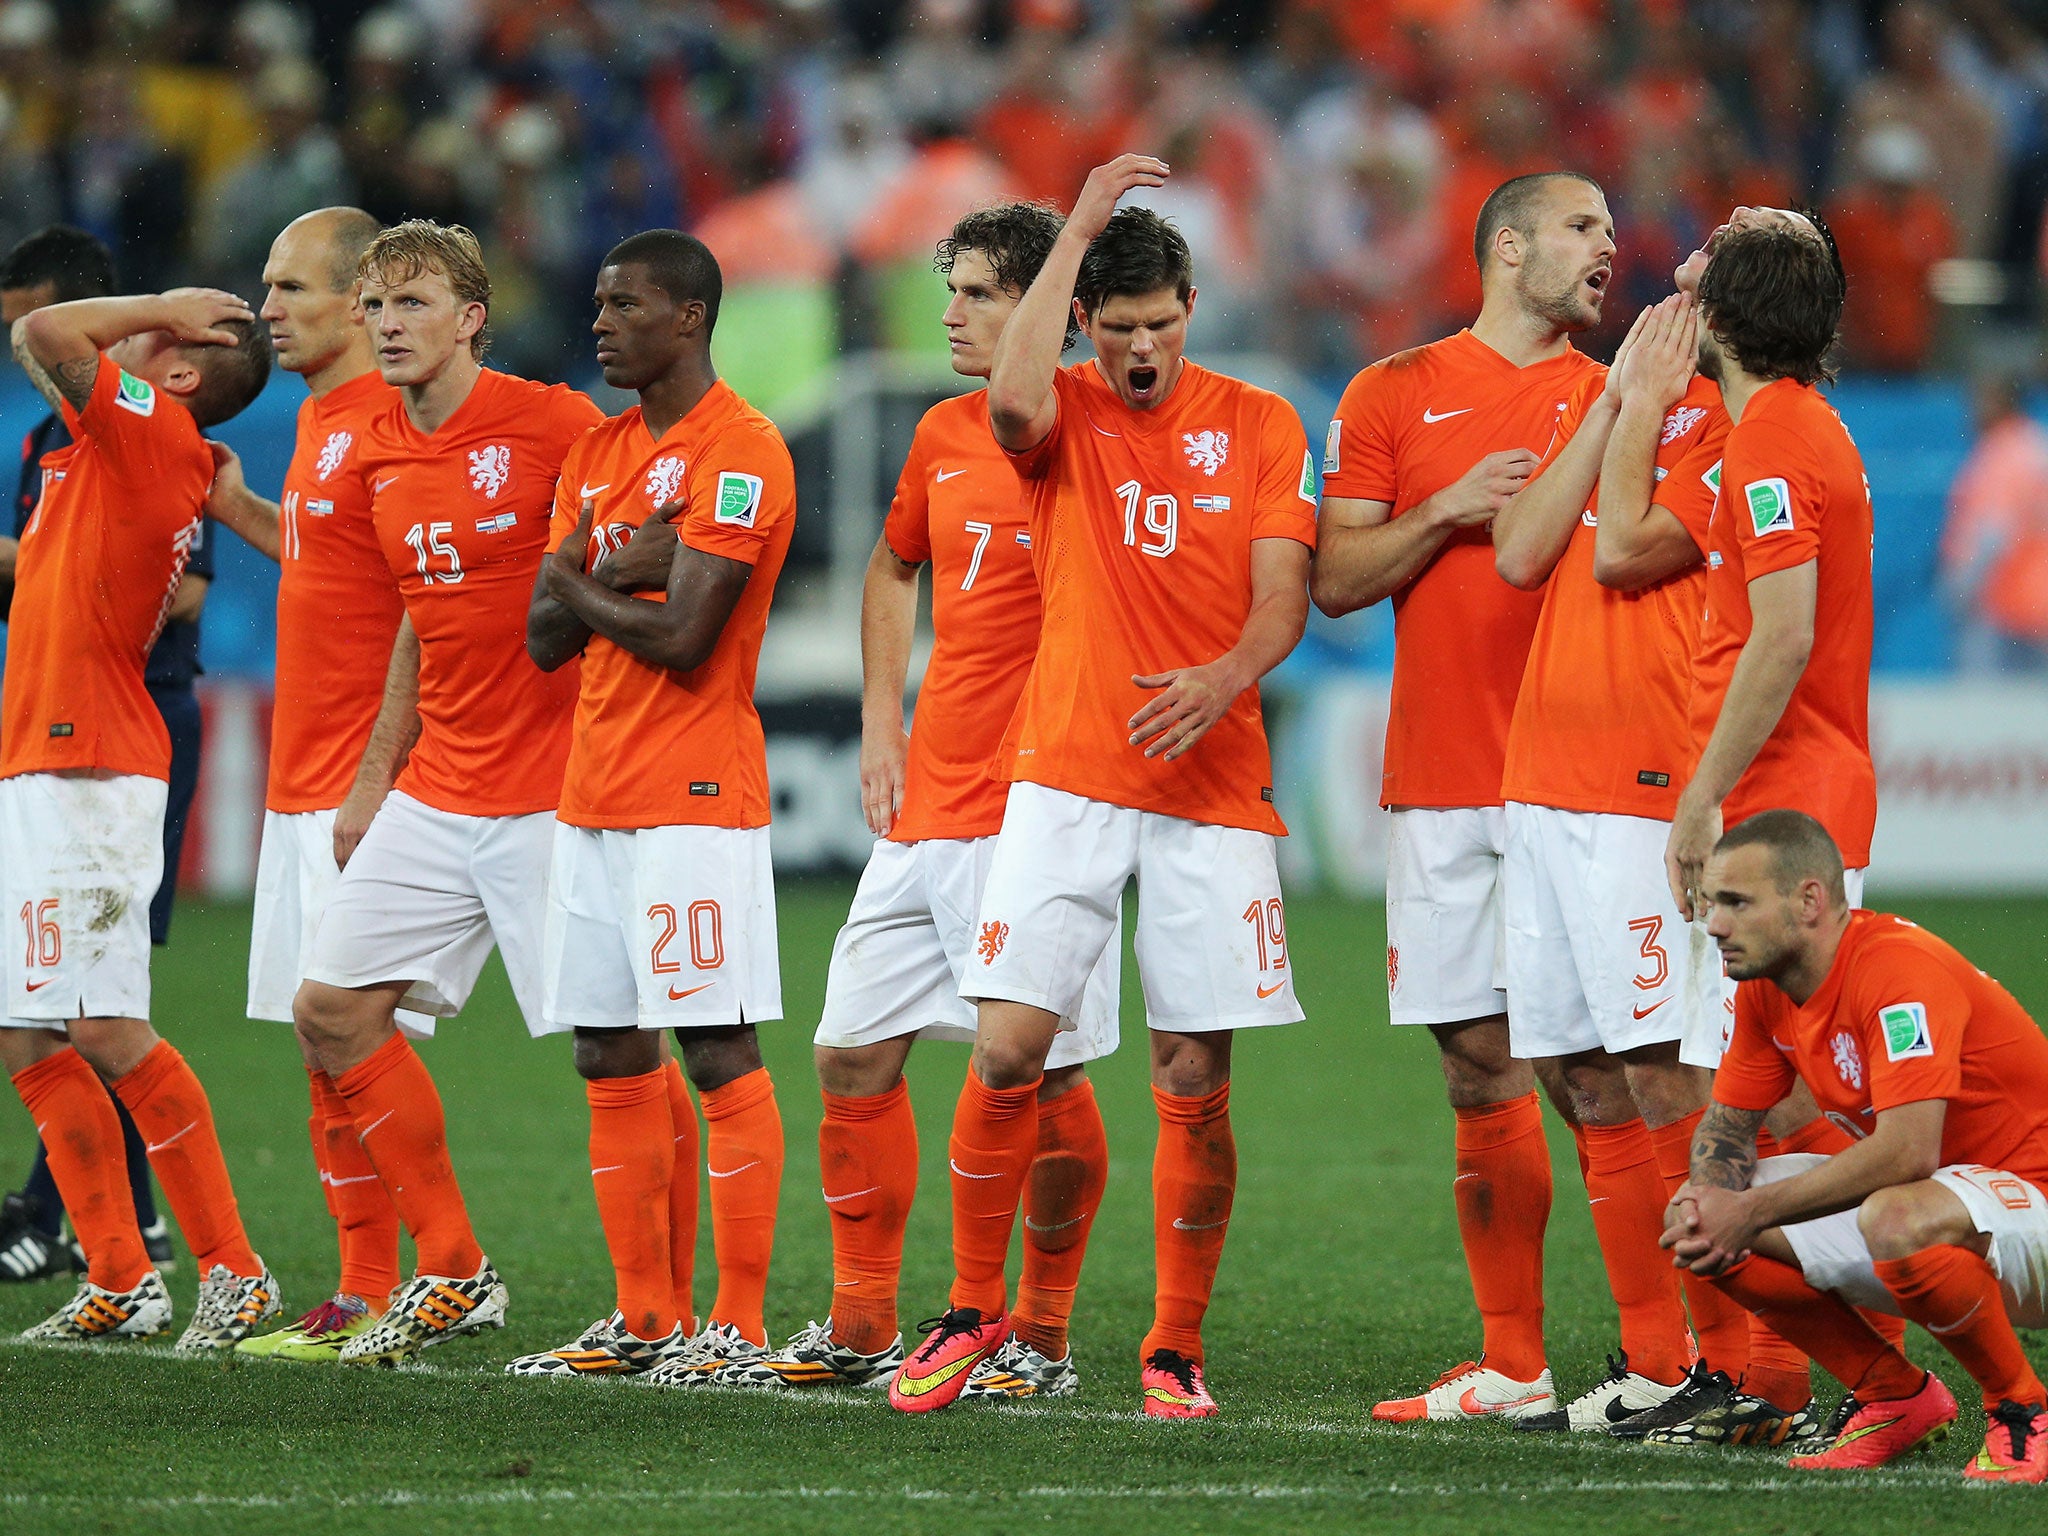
1766, 1153, 2048, 1330
965, 783, 1300, 1033
0, 772, 165, 1025
540, 822, 781, 1033
1385, 805, 1506, 1027
815, 835, 1119, 1069
1682, 867, 1865, 1068
304, 791, 552, 1032
248, 807, 435, 1036
1504, 804, 1717, 1058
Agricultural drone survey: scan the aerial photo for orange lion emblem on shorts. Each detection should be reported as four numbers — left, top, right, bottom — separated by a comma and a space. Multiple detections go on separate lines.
977, 920, 1009, 964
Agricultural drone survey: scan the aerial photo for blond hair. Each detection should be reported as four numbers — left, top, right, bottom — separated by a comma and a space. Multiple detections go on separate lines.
358, 218, 493, 358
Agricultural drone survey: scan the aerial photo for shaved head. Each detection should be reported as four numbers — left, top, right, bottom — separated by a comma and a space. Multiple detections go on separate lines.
286, 206, 383, 292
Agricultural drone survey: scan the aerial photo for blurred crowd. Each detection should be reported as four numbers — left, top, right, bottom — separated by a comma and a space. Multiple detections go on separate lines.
2, 0, 2046, 390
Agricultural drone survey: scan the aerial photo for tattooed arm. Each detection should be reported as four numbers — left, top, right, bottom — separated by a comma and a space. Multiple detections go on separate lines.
11, 289, 254, 415
1688, 1101, 1765, 1191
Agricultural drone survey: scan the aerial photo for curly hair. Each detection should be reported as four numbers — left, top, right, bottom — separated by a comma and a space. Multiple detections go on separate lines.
1697, 219, 1845, 386
1075, 206, 1192, 316
935, 201, 1077, 350
358, 219, 494, 359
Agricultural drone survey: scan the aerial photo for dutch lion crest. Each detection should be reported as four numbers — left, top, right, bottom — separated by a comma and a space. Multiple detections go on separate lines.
1830, 1030, 1864, 1090
1660, 405, 1706, 446
644, 456, 686, 507
1182, 429, 1229, 476
468, 443, 512, 500
315, 430, 352, 481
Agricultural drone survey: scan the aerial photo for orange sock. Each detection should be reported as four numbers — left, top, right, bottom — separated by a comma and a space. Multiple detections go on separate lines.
1568, 1119, 1591, 1182
1709, 1253, 1922, 1402
12, 1049, 147, 1291
1581, 1118, 1691, 1383
334, 1032, 481, 1279
1142, 1082, 1235, 1364
308, 1068, 401, 1305
1743, 1315, 1815, 1411
1648, 1111, 1749, 1376
948, 1067, 1040, 1317
819, 1078, 918, 1355
1875, 1247, 2047, 1409
662, 1059, 699, 1328
1014, 1077, 1108, 1361
1452, 1092, 1551, 1381
587, 1068, 677, 1341
112, 1041, 258, 1278
700, 1066, 782, 1346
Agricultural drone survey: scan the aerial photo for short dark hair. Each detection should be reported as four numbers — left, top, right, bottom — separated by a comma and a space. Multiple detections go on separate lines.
317, 207, 383, 292
1076, 206, 1193, 315
181, 317, 273, 428
1697, 220, 1845, 386
1716, 809, 1848, 905
1473, 171, 1604, 272
935, 201, 1076, 349
0, 226, 115, 303
603, 229, 723, 336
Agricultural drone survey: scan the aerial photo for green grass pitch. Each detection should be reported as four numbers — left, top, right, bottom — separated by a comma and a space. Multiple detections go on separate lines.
2, 885, 2043, 1534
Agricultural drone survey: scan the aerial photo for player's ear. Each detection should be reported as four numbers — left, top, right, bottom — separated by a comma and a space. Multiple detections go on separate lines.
1183, 286, 1197, 325
1072, 296, 1089, 338
158, 353, 203, 401
456, 301, 486, 344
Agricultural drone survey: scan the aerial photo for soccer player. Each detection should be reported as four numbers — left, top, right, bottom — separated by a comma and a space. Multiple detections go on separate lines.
889, 155, 1317, 1419
1664, 218, 1871, 946
714, 203, 1120, 1398
289, 220, 603, 1364
511, 229, 795, 1382
0, 280, 278, 1347
202, 207, 425, 1361
1314, 172, 1612, 1422
1664, 811, 2048, 1482
0, 227, 172, 1285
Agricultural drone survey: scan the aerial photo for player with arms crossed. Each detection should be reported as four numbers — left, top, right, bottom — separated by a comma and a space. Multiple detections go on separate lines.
718, 203, 1120, 1399
890, 155, 1317, 1419
291, 221, 603, 1365
1, 282, 278, 1346
1665, 811, 2048, 1483
513, 230, 795, 1382
1315, 172, 1611, 1421
203, 207, 431, 1361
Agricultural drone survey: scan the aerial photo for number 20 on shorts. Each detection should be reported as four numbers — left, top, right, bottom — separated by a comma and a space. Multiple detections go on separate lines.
648, 900, 724, 973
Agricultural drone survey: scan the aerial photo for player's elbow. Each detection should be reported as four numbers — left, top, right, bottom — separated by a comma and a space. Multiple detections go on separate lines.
1308, 561, 1362, 618
1494, 541, 1548, 592
1593, 546, 1650, 592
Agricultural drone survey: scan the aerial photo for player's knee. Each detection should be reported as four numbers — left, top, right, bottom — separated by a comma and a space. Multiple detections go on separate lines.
813, 1042, 901, 1099
293, 981, 367, 1054
677, 1023, 762, 1091
66, 1017, 158, 1080
972, 1030, 1052, 1090
1858, 1183, 1967, 1261
573, 1027, 659, 1081
1039, 1063, 1087, 1102
1149, 1032, 1229, 1097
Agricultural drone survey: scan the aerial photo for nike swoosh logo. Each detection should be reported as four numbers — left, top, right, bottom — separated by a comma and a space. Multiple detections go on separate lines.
23, 977, 54, 992
1453, 1172, 1479, 1184
357, 1108, 395, 1141
1023, 1214, 1085, 1234
1257, 980, 1285, 998
1422, 407, 1475, 423
667, 982, 715, 1001
373, 476, 400, 494
144, 1120, 197, 1155
950, 1160, 1001, 1180
591, 1164, 625, 1176
935, 468, 967, 482
1090, 423, 1122, 438
1632, 998, 1670, 1020
1460, 1386, 1549, 1415
579, 482, 611, 498
1928, 1299, 1984, 1335
823, 1187, 879, 1204
1171, 1217, 1227, 1231
1835, 1413, 1904, 1447
321, 1172, 380, 1188
1588, 1197, 1610, 1205
894, 1353, 980, 1397
709, 1162, 759, 1179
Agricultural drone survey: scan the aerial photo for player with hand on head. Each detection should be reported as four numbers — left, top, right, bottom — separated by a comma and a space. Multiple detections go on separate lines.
510, 230, 795, 1384
1664, 811, 2048, 1483
290, 220, 604, 1365
890, 155, 1317, 1419
1, 279, 278, 1348
1315, 172, 1611, 1423
201, 207, 431, 1362
715, 203, 1119, 1399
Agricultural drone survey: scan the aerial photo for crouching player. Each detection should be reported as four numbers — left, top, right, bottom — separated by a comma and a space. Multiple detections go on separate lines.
1665, 811, 2048, 1482
891, 156, 1316, 1418
717, 202, 1119, 1397
516, 230, 794, 1382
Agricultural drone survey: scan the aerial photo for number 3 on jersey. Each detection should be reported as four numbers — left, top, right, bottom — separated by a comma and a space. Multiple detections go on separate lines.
404, 520, 464, 584
1115, 479, 1177, 558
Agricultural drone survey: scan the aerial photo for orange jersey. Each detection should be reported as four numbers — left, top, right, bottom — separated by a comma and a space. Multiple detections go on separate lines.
883, 391, 1041, 844
359, 369, 603, 817
1501, 373, 1728, 818
1717, 911, 2048, 1187
551, 381, 796, 830
1, 356, 211, 780
267, 370, 407, 813
1002, 360, 1316, 834
1689, 379, 1875, 865
1324, 329, 1603, 808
